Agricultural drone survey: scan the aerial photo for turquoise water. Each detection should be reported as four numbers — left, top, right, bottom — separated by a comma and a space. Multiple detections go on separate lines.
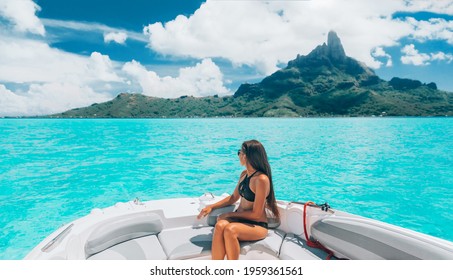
0, 118, 452, 259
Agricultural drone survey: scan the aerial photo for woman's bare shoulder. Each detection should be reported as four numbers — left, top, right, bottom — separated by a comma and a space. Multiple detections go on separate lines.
255, 173, 270, 184
251, 174, 270, 194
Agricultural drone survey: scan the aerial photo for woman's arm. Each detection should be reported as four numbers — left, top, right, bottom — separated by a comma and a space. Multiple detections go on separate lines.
197, 171, 245, 219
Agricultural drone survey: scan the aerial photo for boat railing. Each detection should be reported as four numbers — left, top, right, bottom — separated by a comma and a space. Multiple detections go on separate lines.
41, 223, 74, 252
288, 201, 335, 213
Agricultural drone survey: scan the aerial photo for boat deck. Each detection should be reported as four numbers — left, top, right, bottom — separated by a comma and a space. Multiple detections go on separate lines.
87, 225, 332, 260
25, 196, 453, 260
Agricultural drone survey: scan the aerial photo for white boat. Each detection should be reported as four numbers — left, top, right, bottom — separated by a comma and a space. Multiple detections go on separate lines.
25, 193, 453, 260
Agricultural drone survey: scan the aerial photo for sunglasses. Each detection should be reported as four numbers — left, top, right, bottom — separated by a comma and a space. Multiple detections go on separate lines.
237, 149, 243, 156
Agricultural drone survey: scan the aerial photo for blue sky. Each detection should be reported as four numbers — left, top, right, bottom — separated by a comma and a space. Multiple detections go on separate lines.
0, 0, 452, 116
39, 0, 208, 70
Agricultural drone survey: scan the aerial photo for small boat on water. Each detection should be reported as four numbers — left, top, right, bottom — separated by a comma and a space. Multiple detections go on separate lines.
25, 193, 453, 260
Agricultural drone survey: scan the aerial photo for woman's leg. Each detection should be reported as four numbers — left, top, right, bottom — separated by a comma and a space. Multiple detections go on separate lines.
211, 220, 230, 260
223, 223, 268, 260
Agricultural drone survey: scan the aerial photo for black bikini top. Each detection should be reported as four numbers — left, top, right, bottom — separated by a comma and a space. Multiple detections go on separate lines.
238, 170, 259, 202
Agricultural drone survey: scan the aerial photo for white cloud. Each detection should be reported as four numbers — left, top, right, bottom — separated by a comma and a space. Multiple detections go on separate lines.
400, 44, 453, 66
42, 18, 147, 43
0, 0, 45, 35
0, 83, 111, 117
122, 59, 231, 98
104, 32, 128, 44
88, 52, 124, 82
143, 0, 412, 72
0, 35, 123, 84
430, 51, 453, 63
0, 33, 124, 116
401, 0, 453, 15
401, 44, 430, 66
0, 84, 28, 116
406, 17, 453, 44
0, 18, 231, 116
372, 47, 393, 67
144, 0, 452, 73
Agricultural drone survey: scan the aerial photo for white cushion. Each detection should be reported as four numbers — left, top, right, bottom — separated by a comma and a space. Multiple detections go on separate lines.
158, 226, 214, 260
240, 229, 285, 257
85, 212, 163, 257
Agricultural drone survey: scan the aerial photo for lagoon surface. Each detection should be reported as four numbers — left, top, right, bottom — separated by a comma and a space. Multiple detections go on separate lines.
0, 118, 452, 259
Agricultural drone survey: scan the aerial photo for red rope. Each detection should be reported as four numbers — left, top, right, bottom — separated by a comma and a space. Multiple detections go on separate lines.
303, 201, 334, 260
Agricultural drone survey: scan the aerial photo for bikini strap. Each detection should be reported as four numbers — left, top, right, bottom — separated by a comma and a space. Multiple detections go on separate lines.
249, 170, 259, 178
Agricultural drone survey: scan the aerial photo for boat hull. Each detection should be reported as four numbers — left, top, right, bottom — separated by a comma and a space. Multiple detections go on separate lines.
25, 195, 453, 260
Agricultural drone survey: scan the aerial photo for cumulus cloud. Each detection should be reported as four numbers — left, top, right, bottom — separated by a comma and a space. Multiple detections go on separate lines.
401, 44, 431, 65
0, 1, 125, 116
0, 0, 45, 35
143, 0, 408, 72
372, 47, 393, 67
402, 0, 453, 15
0, 1, 234, 116
0, 84, 28, 116
122, 59, 230, 98
0, 35, 123, 84
0, 83, 111, 117
104, 31, 128, 44
0, 33, 124, 116
406, 17, 453, 44
430, 51, 453, 63
400, 44, 453, 66
88, 52, 124, 82
0, 9, 231, 116
143, 0, 452, 73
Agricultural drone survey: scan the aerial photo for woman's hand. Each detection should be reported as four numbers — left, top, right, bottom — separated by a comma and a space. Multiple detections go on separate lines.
197, 206, 213, 219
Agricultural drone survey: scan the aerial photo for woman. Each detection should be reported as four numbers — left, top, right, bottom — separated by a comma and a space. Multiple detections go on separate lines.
197, 140, 279, 260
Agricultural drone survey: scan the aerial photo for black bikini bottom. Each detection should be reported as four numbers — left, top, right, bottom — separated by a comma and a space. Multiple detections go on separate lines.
228, 218, 268, 229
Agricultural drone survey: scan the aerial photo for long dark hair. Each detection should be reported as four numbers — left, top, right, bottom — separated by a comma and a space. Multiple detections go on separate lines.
242, 140, 279, 218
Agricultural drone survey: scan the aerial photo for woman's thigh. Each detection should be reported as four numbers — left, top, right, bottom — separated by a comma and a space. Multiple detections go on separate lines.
225, 222, 268, 241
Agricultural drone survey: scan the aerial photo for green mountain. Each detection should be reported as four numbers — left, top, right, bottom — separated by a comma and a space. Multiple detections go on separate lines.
51, 31, 452, 118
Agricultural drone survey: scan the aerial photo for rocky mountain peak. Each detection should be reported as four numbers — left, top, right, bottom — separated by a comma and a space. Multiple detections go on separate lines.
327, 31, 346, 60
291, 31, 348, 65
